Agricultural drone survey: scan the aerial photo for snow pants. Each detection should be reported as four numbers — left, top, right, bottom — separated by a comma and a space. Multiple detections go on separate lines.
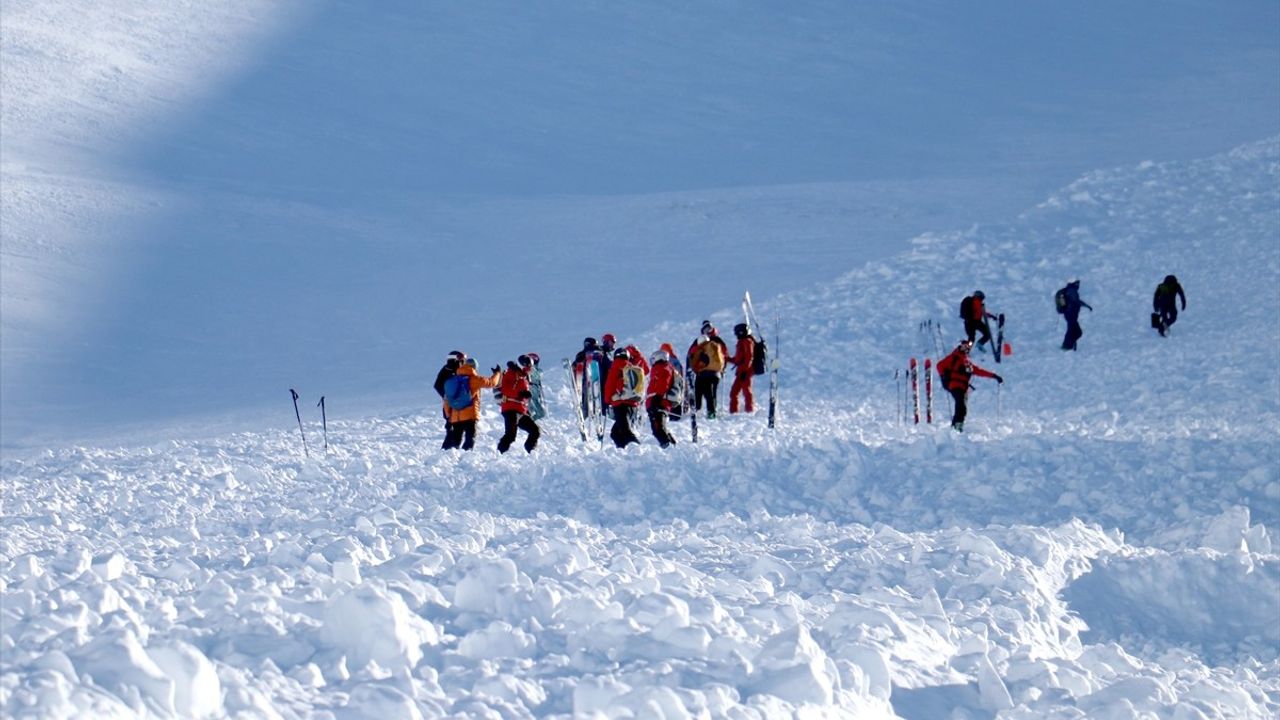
610, 405, 640, 448
949, 387, 969, 429
965, 318, 993, 348
647, 401, 676, 448
1156, 306, 1178, 335
1062, 313, 1083, 351
729, 371, 754, 413
443, 420, 477, 450
497, 410, 540, 454
694, 370, 720, 417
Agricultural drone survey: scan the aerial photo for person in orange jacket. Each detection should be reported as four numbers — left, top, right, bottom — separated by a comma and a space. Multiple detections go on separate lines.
645, 350, 678, 448
728, 323, 757, 413
935, 339, 1002, 432
442, 358, 502, 450
604, 347, 643, 447
497, 359, 540, 454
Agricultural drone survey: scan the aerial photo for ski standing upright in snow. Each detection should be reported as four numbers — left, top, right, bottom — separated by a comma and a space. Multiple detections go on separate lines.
743, 291, 779, 429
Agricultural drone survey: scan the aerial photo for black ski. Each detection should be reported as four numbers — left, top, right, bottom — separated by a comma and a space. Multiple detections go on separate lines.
993, 313, 1006, 364
687, 367, 699, 443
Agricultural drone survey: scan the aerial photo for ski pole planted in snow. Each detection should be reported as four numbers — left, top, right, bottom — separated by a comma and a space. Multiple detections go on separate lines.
894, 369, 902, 425
316, 396, 328, 450
290, 388, 309, 458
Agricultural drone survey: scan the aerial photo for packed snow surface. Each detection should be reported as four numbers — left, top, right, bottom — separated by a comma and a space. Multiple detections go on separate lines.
3, 1, 1279, 718
4, 141, 1278, 717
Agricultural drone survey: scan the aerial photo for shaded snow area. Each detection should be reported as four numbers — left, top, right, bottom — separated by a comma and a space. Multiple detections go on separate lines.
3, 142, 1278, 718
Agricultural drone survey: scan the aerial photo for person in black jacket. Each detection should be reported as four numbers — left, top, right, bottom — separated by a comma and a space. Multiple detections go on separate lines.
434, 350, 466, 447
1058, 280, 1093, 351
1153, 275, 1187, 337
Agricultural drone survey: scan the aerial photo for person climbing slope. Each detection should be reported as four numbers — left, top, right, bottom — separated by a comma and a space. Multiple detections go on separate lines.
936, 339, 1002, 432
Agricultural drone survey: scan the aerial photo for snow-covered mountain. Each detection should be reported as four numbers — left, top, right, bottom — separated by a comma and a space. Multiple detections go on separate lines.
2, 2, 1279, 718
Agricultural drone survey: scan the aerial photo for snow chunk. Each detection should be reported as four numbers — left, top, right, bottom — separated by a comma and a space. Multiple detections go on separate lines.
745, 624, 836, 705
458, 621, 536, 660
148, 640, 223, 718
70, 629, 174, 714
321, 583, 439, 672
454, 558, 520, 614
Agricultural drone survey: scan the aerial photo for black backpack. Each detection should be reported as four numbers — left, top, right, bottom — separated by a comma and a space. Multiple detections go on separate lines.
1054, 287, 1068, 314
752, 336, 768, 376
959, 295, 974, 320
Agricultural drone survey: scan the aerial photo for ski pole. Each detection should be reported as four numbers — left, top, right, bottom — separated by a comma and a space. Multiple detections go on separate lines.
316, 396, 328, 450
290, 388, 309, 458
894, 369, 901, 425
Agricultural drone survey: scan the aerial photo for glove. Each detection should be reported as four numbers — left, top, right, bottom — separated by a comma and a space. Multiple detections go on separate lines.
519, 390, 533, 399
491, 365, 501, 375
994, 374, 1004, 384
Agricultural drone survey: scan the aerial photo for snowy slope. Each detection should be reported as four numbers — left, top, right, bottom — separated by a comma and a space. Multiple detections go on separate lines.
4, 0, 1279, 447
3, 142, 1277, 718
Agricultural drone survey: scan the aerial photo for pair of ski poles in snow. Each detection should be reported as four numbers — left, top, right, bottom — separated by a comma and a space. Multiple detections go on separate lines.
290, 389, 328, 456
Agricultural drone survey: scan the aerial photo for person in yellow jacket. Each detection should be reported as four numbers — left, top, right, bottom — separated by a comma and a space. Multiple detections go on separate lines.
442, 358, 502, 450
686, 321, 728, 418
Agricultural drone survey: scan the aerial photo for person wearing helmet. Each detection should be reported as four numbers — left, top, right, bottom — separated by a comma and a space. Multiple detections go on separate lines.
728, 323, 757, 413
962, 290, 998, 352
598, 333, 618, 417
687, 321, 729, 419
442, 358, 502, 450
936, 339, 1003, 432
604, 346, 643, 447
519, 353, 545, 421
434, 350, 467, 448
1152, 275, 1186, 337
1057, 279, 1093, 351
497, 358, 541, 453
645, 350, 679, 448
573, 337, 604, 419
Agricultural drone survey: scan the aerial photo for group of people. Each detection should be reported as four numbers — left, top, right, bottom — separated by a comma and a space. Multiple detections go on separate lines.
433, 351, 545, 453
434, 320, 762, 452
435, 274, 1187, 447
570, 320, 761, 448
940, 274, 1188, 431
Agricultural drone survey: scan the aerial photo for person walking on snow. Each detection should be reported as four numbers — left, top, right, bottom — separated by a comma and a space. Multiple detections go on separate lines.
604, 347, 644, 447
1152, 275, 1186, 337
1056, 279, 1093, 351
962, 291, 997, 352
687, 321, 728, 418
936, 339, 1002, 432
434, 350, 466, 448
645, 350, 679, 448
598, 333, 618, 417
728, 323, 757, 413
573, 337, 604, 419
496, 359, 541, 453
442, 359, 502, 450
519, 353, 546, 420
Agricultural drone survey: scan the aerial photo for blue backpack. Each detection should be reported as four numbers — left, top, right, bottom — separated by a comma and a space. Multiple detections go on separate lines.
444, 375, 473, 411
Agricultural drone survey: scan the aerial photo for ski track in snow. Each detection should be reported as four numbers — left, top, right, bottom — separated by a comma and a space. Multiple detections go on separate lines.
3, 141, 1279, 717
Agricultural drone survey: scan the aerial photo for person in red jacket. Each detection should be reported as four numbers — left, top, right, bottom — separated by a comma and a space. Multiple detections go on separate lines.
728, 323, 757, 413
935, 339, 1003, 432
645, 350, 678, 448
963, 290, 997, 352
604, 347, 643, 447
496, 360, 541, 454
